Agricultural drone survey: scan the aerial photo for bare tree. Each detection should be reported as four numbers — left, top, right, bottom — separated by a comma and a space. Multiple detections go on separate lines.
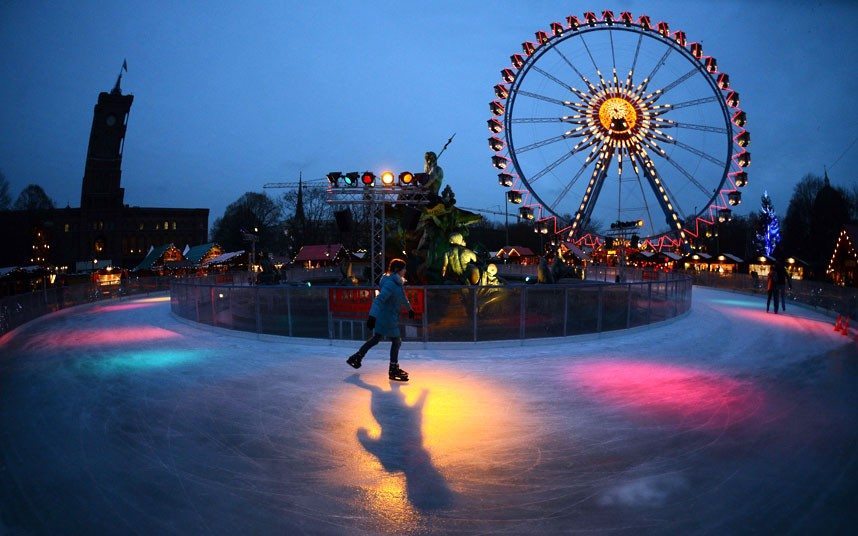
13, 184, 55, 210
0, 170, 11, 210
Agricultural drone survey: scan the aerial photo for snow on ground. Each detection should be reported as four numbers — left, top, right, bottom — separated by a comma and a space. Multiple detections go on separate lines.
0, 287, 855, 535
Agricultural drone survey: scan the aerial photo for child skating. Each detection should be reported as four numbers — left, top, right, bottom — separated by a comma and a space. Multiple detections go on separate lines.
347, 258, 415, 381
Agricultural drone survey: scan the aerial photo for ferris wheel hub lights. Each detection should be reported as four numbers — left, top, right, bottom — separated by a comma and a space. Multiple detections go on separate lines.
498, 173, 514, 187
492, 155, 509, 170
380, 171, 395, 186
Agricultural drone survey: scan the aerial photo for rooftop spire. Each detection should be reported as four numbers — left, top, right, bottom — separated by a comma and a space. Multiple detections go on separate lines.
111, 59, 128, 95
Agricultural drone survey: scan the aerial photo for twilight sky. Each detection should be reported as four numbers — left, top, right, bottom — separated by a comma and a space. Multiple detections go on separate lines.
1, 0, 856, 230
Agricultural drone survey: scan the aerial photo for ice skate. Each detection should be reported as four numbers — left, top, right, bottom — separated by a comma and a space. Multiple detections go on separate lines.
389, 363, 409, 382
346, 353, 363, 369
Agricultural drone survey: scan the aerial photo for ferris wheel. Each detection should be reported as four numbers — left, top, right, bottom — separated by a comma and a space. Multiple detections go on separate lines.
489, 11, 749, 250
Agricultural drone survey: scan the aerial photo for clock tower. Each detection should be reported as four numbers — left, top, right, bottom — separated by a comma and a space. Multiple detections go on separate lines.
80, 72, 133, 211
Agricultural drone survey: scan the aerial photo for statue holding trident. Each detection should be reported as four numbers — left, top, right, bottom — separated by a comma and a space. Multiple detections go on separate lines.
422, 133, 455, 200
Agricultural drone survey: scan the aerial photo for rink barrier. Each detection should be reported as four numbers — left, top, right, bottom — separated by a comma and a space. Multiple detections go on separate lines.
0, 276, 173, 338
169, 276, 693, 343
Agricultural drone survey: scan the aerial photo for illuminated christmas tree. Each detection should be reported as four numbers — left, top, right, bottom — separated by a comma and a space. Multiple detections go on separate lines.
756, 191, 781, 257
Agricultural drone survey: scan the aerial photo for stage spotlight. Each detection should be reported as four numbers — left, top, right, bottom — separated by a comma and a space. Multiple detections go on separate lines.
343, 172, 359, 187
326, 172, 342, 187
361, 171, 375, 186
399, 171, 414, 185
380, 170, 395, 186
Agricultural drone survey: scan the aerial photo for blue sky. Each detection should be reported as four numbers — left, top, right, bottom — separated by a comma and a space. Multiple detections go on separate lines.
1, 0, 856, 229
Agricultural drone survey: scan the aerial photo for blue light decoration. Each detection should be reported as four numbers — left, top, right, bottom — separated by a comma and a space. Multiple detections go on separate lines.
755, 190, 781, 257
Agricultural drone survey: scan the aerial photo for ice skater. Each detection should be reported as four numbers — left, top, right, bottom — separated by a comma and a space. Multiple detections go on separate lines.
347, 258, 415, 381
765, 269, 779, 313
775, 260, 792, 312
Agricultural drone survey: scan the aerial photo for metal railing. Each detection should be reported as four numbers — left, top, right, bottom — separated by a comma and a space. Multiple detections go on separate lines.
0, 277, 173, 338
170, 276, 693, 343
688, 271, 858, 320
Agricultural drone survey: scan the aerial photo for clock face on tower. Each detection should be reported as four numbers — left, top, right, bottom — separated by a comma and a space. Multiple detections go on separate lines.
105, 114, 117, 126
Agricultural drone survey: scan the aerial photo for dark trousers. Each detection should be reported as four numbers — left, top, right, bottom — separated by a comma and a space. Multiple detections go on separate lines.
766, 288, 780, 312
357, 333, 401, 364
777, 285, 787, 311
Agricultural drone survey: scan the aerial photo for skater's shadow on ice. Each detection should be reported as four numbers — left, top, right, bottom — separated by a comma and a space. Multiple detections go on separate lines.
344, 373, 454, 511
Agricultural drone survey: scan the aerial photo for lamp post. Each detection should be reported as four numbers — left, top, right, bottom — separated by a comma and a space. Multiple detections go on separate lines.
242, 227, 259, 285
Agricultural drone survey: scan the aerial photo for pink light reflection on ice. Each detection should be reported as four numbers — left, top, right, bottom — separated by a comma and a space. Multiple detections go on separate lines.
42, 326, 181, 349
567, 360, 764, 430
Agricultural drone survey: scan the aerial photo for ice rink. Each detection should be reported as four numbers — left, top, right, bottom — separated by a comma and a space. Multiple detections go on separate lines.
1, 286, 856, 534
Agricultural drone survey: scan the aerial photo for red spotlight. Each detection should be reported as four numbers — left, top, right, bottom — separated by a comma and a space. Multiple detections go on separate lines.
361, 171, 375, 186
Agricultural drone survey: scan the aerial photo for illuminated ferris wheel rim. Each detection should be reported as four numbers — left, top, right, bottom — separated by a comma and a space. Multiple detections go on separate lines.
489, 12, 750, 248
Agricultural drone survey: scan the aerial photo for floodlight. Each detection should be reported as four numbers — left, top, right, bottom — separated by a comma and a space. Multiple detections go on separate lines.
380, 170, 395, 186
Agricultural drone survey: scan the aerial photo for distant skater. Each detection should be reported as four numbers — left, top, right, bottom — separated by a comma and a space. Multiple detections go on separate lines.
775, 261, 792, 312
766, 269, 779, 314
347, 258, 415, 381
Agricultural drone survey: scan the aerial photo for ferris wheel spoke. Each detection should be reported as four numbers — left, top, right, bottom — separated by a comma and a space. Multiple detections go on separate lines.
638, 46, 673, 93
527, 138, 597, 184
628, 32, 644, 86
654, 68, 698, 99
655, 96, 718, 114
517, 90, 571, 108
516, 133, 578, 154
656, 150, 716, 197
578, 33, 601, 77
655, 120, 728, 134
670, 139, 725, 167
549, 160, 590, 210
531, 65, 584, 97
512, 117, 570, 124
609, 29, 617, 72
552, 47, 595, 90
635, 152, 688, 231
570, 146, 614, 235
631, 163, 657, 236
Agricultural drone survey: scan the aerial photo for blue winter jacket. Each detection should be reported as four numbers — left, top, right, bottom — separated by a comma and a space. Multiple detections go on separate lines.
369, 273, 411, 338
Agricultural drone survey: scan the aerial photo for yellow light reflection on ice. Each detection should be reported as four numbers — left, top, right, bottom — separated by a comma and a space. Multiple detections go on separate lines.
320, 365, 528, 530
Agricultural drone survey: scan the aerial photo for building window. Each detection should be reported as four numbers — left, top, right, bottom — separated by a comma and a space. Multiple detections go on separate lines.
163, 220, 169, 230
64, 223, 70, 233
155, 223, 160, 230
172, 221, 177, 230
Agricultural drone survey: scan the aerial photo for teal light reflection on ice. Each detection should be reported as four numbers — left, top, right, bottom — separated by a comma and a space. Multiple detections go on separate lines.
711, 298, 761, 309
90, 349, 206, 374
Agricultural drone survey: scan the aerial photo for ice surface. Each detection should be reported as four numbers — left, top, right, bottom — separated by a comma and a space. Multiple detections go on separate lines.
0, 287, 855, 534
